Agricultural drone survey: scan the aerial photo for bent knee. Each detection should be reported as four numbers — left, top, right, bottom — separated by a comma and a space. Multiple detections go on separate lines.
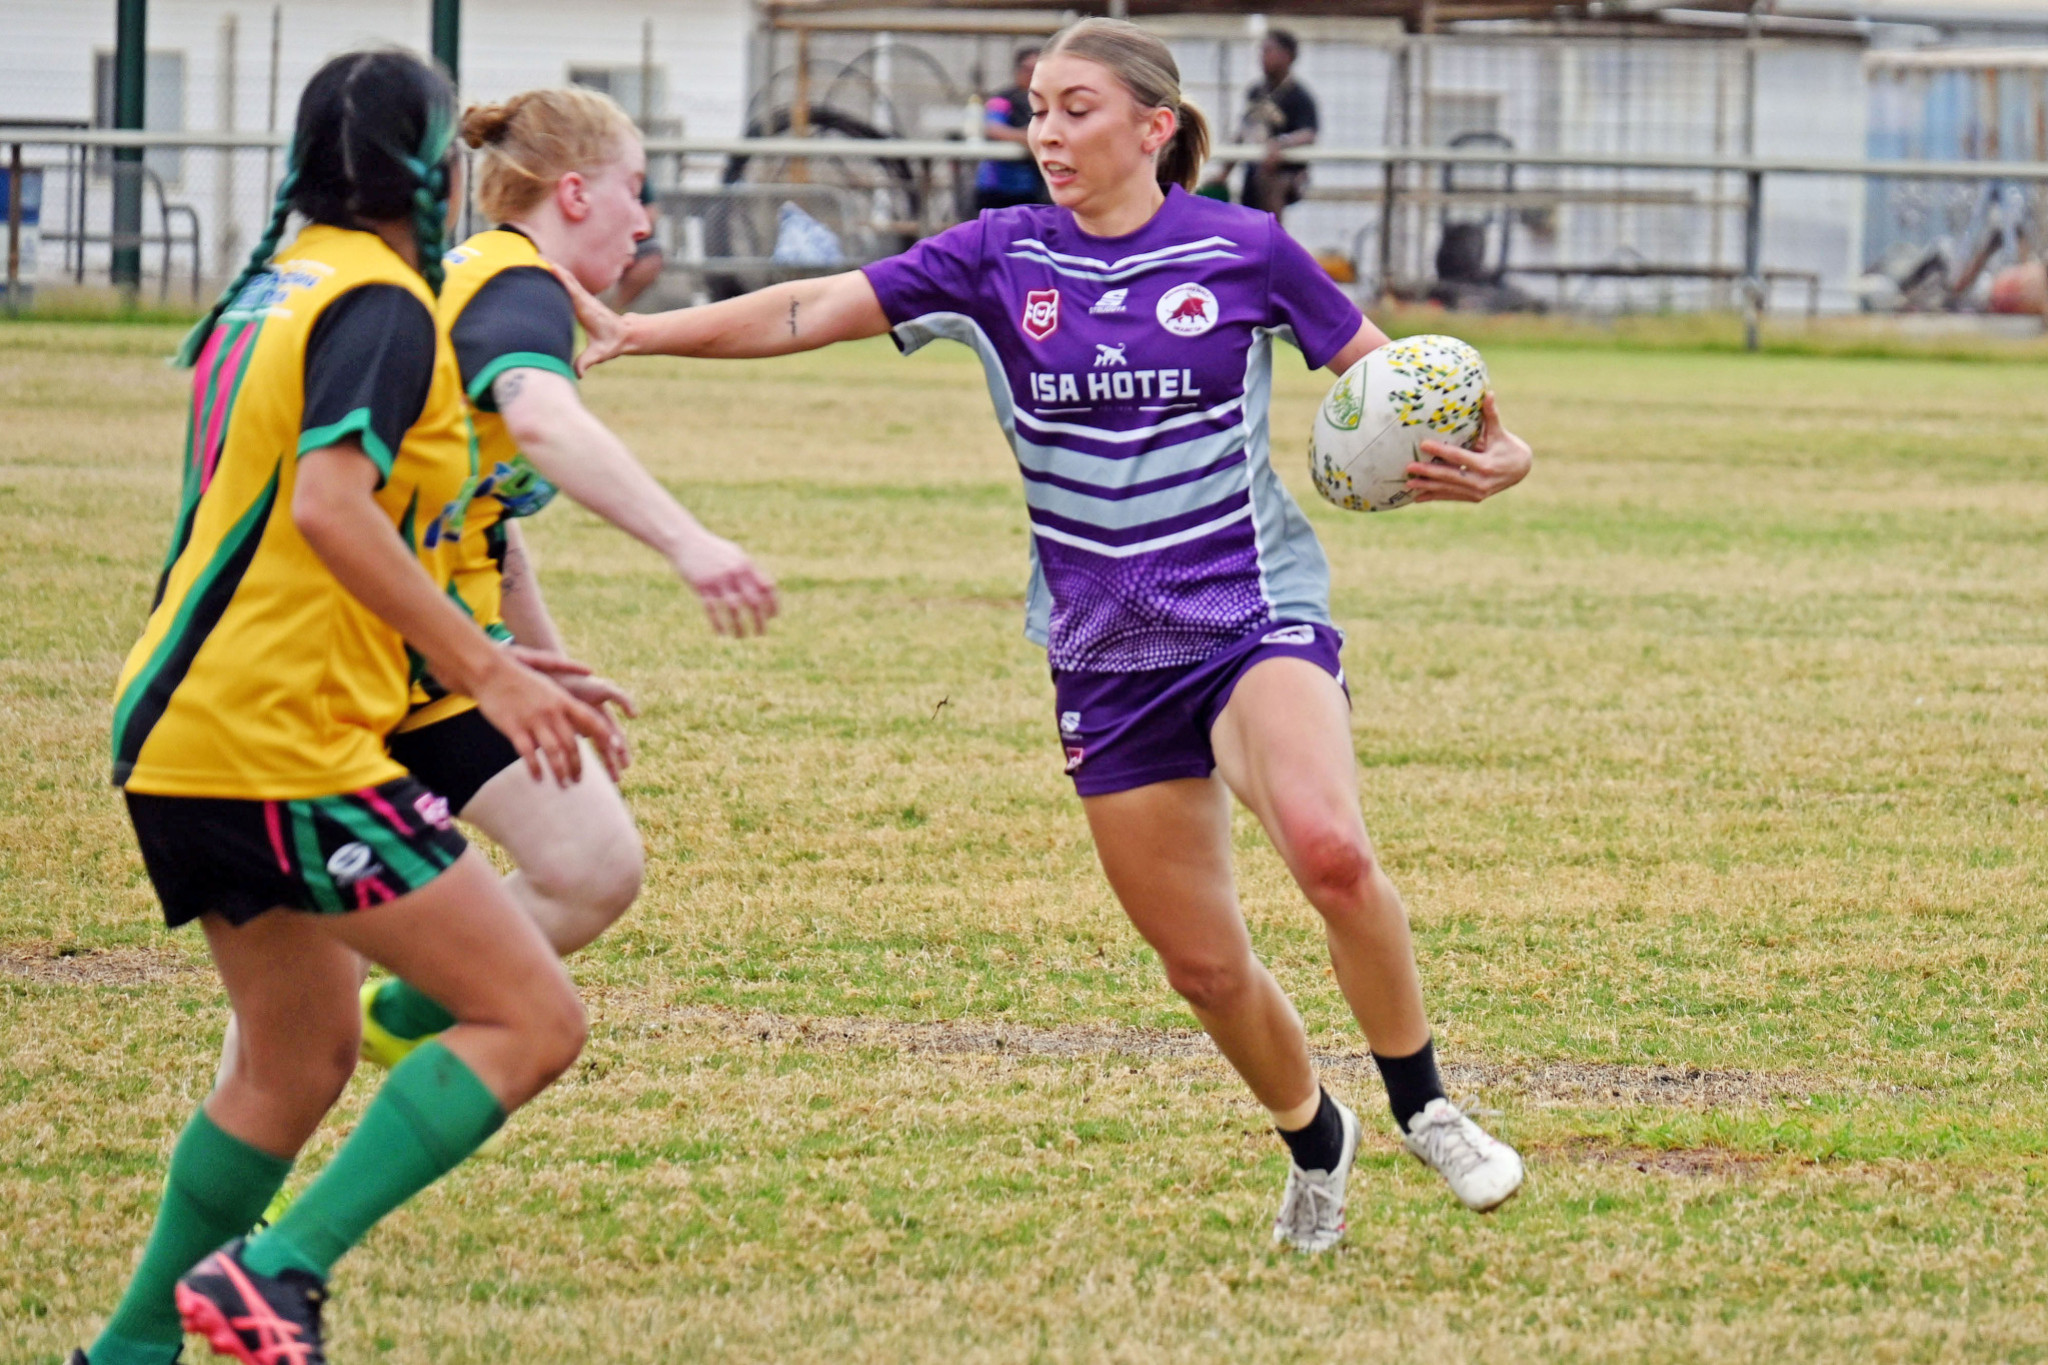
1163, 955, 1257, 1016
1285, 822, 1377, 900
525, 829, 644, 922
528, 986, 588, 1083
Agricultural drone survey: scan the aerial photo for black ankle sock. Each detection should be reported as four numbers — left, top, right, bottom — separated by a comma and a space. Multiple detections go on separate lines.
1372, 1037, 1447, 1132
1276, 1087, 1345, 1172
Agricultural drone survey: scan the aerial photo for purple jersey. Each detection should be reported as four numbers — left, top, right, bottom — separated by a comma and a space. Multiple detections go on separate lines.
863, 186, 1363, 672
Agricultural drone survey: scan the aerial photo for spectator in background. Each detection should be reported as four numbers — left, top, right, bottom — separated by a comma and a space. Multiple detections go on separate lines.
1239, 30, 1318, 218
975, 45, 1049, 212
610, 178, 664, 309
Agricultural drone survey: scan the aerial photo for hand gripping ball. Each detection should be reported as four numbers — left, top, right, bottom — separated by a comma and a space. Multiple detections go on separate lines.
1308, 334, 1487, 512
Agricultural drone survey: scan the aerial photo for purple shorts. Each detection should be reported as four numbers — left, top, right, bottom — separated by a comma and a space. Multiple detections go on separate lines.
1051, 620, 1347, 797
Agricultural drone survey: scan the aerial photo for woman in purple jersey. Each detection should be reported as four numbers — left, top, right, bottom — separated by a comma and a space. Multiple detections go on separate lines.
556, 18, 1532, 1251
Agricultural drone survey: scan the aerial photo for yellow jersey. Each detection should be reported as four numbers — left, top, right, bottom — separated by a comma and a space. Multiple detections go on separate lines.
113, 223, 475, 798
399, 226, 576, 731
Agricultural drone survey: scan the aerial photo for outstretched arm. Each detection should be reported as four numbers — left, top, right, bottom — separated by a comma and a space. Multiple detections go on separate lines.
494, 366, 778, 636
554, 266, 891, 372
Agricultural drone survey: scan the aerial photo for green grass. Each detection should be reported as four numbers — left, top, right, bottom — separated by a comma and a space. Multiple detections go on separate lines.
3, 323, 2047, 1362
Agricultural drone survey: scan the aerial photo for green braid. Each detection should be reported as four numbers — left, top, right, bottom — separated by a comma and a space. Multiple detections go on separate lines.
401, 101, 459, 295
173, 161, 299, 368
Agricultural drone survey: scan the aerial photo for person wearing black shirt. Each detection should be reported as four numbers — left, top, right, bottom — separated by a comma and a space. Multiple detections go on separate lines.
1239, 30, 1318, 218
975, 45, 1049, 212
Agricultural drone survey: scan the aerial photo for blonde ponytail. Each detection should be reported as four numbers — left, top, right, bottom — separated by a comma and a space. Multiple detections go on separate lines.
1158, 98, 1210, 192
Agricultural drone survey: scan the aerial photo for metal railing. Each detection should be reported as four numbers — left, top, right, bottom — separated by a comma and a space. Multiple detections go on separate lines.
8, 127, 2048, 345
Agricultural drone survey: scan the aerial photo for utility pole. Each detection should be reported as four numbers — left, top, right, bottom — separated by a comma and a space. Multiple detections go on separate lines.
1741, 0, 1764, 352
432, 0, 461, 83
112, 0, 147, 300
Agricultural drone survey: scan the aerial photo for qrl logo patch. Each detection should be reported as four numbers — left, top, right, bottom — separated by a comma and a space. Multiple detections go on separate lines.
1156, 283, 1219, 337
1022, 288, 1060, 341
1064, 746, 1086, 773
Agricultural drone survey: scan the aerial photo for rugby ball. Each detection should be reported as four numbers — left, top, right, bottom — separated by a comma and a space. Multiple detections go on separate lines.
1308, 334, 1487, 512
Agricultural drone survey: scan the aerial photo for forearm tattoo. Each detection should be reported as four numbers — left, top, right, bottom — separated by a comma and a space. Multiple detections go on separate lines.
500, 541, 526, 599
788, 299, 799, 336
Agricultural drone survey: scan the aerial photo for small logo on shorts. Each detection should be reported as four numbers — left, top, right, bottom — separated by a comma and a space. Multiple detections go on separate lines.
1261, 624, 1316, 646
1064, 746, 1085, 772
413, 792, 453, 830
1022, 288, 1060, 341
326, 842, 383, 887
1060, 710, 1083, 735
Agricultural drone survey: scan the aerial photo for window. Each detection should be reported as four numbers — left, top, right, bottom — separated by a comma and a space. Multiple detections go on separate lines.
568, 65, 679, 138
93, 49, 186, 186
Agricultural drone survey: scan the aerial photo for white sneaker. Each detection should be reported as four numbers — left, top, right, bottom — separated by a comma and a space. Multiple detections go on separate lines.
1403, 1097, 1523, 1211
1271, 1096, 1361, 1252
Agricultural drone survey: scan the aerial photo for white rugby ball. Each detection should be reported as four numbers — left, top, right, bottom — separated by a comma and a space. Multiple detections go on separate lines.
1308, 334, 1488, 512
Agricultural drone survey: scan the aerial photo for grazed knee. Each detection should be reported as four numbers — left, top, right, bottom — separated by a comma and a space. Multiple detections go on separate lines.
1285, 820, 1376, 903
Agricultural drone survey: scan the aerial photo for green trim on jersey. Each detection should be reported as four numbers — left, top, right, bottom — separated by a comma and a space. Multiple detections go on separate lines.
466, 351, 576, 412
161, 316, 268, 598
299, 407, 397, 483
113, 465, 284, 784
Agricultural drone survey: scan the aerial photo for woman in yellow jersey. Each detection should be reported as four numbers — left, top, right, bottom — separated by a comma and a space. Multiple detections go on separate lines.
80, 51, 619, 1365
347, 86, 779, 1065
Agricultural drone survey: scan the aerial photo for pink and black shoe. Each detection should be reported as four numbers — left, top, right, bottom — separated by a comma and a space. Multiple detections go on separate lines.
173, 1238, 327, 1365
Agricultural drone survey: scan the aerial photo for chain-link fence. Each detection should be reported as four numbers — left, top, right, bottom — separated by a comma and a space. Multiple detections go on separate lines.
5, 2, 2048, 321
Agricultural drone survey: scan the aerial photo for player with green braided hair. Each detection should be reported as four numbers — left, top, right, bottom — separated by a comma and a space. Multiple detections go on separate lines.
78, 48, 622, 1365
175, 58, 458, 372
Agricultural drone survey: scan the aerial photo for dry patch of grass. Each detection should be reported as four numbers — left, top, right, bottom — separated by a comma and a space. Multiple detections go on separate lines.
0, 944, 201, 986
3, 324, 2047, 1362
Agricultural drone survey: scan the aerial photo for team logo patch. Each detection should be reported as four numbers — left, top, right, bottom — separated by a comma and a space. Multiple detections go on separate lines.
1064, 746, 1086, 772
1060, 710, 1083, 735
1262, 624, 1317, 646
1157, 283, 1219, 337
326, 841, 382, 888
1022, 288, 1061, 341
1090, 288, 1128, 315
414, 791, 454, 830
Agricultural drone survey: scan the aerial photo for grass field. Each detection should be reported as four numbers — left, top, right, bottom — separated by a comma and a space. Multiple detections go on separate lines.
3, 320, 2046, 1362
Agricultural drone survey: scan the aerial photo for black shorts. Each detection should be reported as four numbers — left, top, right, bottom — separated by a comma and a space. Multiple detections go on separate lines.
387, 706, 523, 813
125, 776, 469, 928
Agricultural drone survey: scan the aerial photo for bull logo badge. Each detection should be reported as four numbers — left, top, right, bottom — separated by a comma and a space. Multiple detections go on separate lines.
1156, 283, 1219, 337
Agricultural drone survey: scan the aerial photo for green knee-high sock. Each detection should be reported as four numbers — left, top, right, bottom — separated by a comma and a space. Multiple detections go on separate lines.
240, 1040, 503, 1281
90, 1108, 292, 1365
369, 977, 455, 1041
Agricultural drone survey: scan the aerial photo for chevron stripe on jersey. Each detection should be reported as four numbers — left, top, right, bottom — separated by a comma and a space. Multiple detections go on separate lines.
1004, 233, 1241, 283
864, 187, 1365, 672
